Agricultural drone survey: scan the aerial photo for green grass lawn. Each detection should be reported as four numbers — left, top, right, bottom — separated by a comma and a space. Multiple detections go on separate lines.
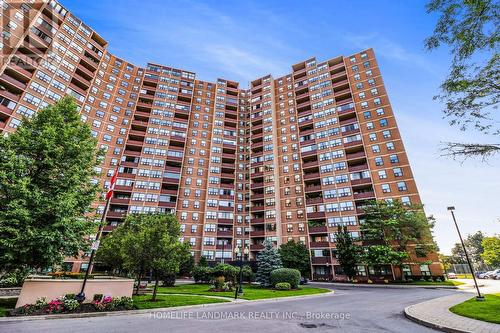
154, 283, 330, 300
449, 294, 500, 324
392, 280, 464, 286
0, 298, 17, 317
132, 294, 229, 309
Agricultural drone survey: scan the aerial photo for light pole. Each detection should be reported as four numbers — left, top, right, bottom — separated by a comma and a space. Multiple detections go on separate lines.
447, 206, 484, 301
234, 245, 249, 299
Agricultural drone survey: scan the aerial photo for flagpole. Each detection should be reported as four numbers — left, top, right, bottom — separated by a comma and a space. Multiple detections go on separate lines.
76, 171, 116, 302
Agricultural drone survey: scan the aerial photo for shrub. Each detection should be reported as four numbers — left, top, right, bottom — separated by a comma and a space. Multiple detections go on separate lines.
93, 294, 104, 302
0, 276, 18, 288
92, 295, 113, 311
35, 297, 48, 309
64, 293, 75, 300
242, 265, 254, 283
270, 268, 301, 289
213, 276, 225, 290
275, 282, 291, 290
212, 263, 238, 284
162, 273, 176, 287
62, 297, 79, 311
192, 265, 212, 283
46, 299, 64, 313
116, 296, 134, 310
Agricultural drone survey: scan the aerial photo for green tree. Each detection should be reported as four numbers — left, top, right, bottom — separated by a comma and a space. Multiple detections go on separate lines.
465, 231, 486, 269
0, 96, 101, 272
425, 0, 500, 159
361, 200, 437, 280
335, 226, 362, 281
96, 228, 126, 275
198, 256, 208, 267
118, 213, 190, 301
481, 236, 500, 267
450, 242, 467, 264
439, 253, 453, 272
179, 254, 195, 277
255, 240, 282, 287
278, 240, 311, 278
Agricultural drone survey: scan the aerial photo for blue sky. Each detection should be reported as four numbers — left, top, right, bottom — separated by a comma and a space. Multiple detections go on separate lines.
64, 0, 499, 253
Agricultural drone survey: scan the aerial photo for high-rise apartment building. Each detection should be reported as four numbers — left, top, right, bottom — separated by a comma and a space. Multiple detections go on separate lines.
0, 0, 442, 279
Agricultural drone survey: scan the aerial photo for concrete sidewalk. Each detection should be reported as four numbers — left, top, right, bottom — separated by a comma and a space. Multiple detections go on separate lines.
405, 293, 500, 333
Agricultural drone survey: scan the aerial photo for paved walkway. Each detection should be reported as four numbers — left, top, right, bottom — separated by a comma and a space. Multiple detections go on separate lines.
405, 293, 500, 333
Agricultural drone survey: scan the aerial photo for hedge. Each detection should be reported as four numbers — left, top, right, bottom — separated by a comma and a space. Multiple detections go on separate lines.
270, 268, 301, 289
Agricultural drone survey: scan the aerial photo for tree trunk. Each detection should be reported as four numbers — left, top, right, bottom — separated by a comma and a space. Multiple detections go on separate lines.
135, 270, 142, 296
152, 273, 159, 302
399, 265, 406, 282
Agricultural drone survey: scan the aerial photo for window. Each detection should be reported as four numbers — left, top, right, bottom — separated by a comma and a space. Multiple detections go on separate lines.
420, 264, 431, 276
374, 157, 383, 166
393, 167, 403, 177
381, 184, 391, 193
389, 155, 399, 164
386, 142, 395, 150
397, 181, 407, 191
371, 145, 380, 153
378, 170, 387, 179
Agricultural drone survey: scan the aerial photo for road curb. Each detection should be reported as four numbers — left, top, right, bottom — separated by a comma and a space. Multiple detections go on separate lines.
310, 282, 458, 289
404, 307, 466, 333
0, 290, 334, 322
403, 293, 500, 333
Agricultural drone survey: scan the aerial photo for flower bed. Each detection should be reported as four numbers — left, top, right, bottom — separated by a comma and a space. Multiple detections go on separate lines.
9, 294, 134, 316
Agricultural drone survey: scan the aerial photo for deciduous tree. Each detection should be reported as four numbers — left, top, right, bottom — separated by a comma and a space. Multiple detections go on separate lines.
361, 200, 437, 280
425, 0, 500, 159
278, 240, 311, 278
0, 96, 101, 272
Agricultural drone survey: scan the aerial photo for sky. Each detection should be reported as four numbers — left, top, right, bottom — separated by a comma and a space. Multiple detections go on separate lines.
63, 0, 499, 254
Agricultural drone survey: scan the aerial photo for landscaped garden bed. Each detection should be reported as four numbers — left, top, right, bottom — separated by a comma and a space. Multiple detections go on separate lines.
155, 283, 330, 300
6, 293, 230, 317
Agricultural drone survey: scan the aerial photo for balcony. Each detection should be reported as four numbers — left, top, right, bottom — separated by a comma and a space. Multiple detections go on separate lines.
249, 227, 265, 237
217, 230, 233, 237
0, 73, 27, 91
251, 205, 264, 212
346, 151, 366, 160
308, 225, 328, 233
252, 217, 264, 224
250, 244, 264, 251
107, 210, 127, 218
218, 218, 233, 225
307, 211, 326, 219
351, 178, 372, 186
349, 164, 369, 172
0, 104, 14, 116
311, 257, 332, 264
110, 198, 130, 205
251, 193, 264, 200
309, 241, 330, 248
251, 182, 264, 189
305, 185, 322, 193
303, 172, 320, 181
160, 201, 179, 209
344, 140, 363, 148
353, 191, 376, 200
306, 197, 323, 205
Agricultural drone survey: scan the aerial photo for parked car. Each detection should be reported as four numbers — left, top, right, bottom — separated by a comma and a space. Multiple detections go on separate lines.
480, 269, 500, 279
493, 272, 500, 280
447, 272, 457, 279
474, 271, 486, 278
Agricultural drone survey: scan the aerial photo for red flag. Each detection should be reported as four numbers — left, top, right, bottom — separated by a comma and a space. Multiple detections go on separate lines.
106, 170, 118, 200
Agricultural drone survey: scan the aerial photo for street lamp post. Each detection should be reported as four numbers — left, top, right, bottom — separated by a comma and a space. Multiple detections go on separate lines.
447, 206, 484, 301
234, 246, 249, 299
